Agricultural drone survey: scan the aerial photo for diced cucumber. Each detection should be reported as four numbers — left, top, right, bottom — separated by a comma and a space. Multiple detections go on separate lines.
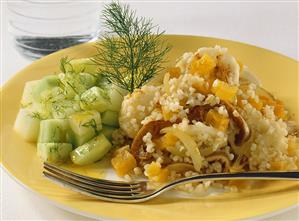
101, 125, 116, 140
67, 130, 95, 148
78, 73, 97, 89
59, 72, 97, 97
101, 110, 119, 127
68, 110, 101, 146
106, 86, 127, 112
63, 58, 98, 74
37, 143, 72, 164
38, 119, 69, 143
14, 109, 41, 142
32, 75, 60, 102
20, 80, 41, 108
69, 110, 102, 135
70, 134, 112, 166
57, 73, 76, 98
80, 87, 110, 112
26, 102, 52, 120
52, 100, 81, 119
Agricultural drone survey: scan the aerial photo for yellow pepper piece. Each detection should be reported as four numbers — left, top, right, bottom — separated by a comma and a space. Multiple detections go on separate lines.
189, 54, 216, 77
192, 82, 210, 95
145, 162, 169, 183
145, 162, 161, 177
154, 168, 170, 183
274, 101, 286, 120
161, 133, 178, 147
111, 148, 137, 177
205, 109, 230, 132
248, 97, 263, 111
168, 67, 181, 78
260, 96, 287, 119
211, 79, 238, 102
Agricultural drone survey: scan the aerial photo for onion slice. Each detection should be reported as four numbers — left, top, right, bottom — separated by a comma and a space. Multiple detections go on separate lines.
162, 127, 203, 172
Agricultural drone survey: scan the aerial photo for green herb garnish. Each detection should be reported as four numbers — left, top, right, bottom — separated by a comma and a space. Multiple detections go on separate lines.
81, 119, 99, 134
60, 56, 72, 73
93, 1, 171, 93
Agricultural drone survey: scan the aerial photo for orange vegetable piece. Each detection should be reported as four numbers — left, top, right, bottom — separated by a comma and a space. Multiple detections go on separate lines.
189, 54, 216, 77
205, 109, 230, 132
161, 133, 178, 147
211, 79, 238, 102
155, 168, 170, 183
111, 148, 137, 177
274, 101, 286, 120
248, 97, 263, 111
168, 67, 181, 78
192, 82, 210, 95
145, 162, 169, 183
260, 96, 286, 119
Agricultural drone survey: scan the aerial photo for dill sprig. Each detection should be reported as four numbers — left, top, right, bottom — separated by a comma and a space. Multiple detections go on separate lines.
93, 2, 171, 93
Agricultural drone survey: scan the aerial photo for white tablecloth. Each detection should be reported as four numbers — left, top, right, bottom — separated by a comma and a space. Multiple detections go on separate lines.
1, 1, 298, 220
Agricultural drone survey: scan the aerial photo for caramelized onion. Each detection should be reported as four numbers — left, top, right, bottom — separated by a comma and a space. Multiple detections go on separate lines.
223, 101, 250, 146
131, 120, 172, 159
206, 152, 230, 172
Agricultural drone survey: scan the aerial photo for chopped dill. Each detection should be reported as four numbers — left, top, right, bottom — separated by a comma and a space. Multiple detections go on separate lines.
81, 119, 99, 134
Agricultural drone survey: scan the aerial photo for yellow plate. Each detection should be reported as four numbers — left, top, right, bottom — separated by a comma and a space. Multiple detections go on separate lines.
1, 35, 298, 221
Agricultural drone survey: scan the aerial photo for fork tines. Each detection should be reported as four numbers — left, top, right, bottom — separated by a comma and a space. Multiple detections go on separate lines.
43, 162, 145, 200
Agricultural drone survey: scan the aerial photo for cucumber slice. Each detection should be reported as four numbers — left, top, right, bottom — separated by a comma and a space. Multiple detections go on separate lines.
32, 75, 60, 102
101, 110, 119, 127
52, 99, 81, 119
59, 72, 97, 97
67, 130, 95, 148
38, 119, 69, 143
63, 58, 98, 74
78, 73, 97, 89
14, 109, 41, 142
70, 134, 112, 166
80, 87, 110, 112
20, 80, 41, 108
68, 110, 101, 146
26, 102, 52, 120
101, 125, 116, 140
37, 143, 72, 164
106, 86, 127, 112
69, 110, 102, 135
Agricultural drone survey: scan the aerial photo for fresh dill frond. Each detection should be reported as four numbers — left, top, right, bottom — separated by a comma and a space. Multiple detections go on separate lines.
60, 56, 72, 73
93, 1, 171, 93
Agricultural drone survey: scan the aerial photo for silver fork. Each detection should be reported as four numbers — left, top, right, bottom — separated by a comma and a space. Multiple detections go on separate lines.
43, 162, 299, 203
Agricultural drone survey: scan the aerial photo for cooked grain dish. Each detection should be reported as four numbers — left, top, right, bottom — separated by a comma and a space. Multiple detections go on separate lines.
110, 45, 299, 190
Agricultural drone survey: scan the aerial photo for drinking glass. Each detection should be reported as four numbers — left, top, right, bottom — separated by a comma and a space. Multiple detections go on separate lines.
7, 0, 102, 59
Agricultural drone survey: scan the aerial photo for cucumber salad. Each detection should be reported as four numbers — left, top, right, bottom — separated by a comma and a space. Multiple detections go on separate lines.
14, 2, 171, 169
14, 58, 127, 165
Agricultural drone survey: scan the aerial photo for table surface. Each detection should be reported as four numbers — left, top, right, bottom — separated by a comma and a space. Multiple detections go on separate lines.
1, 1, 298, 220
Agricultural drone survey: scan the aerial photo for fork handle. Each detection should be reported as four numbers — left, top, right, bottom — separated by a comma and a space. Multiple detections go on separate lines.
167, 171, 299, 189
